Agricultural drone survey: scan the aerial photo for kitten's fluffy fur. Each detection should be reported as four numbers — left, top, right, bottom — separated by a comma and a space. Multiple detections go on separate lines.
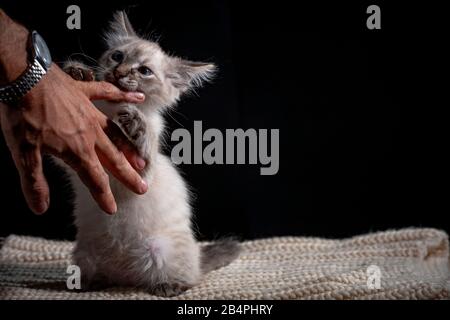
61, 12, 239, 296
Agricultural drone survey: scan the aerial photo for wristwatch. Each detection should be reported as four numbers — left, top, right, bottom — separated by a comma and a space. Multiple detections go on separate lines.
0, 31, 52, 105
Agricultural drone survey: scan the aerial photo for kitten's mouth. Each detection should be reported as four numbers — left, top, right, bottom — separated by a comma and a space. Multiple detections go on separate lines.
105, 73, 141, 93
116, 78, 139, 92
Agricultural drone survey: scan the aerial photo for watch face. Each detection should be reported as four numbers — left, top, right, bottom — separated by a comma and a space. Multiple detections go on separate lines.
32, 31, 52, 69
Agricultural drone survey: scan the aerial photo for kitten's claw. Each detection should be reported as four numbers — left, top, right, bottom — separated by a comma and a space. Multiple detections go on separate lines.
115, 107, 148, 154
63, 62, 95, 81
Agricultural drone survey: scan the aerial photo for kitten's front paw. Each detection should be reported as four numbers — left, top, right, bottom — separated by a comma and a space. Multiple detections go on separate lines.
115, 107, 148, 154
63, 61, 95, 81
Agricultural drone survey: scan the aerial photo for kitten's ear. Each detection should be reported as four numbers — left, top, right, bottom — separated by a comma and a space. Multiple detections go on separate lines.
104, 11, 137, 47
111, 11, 137, 37
168, 58, 217, 93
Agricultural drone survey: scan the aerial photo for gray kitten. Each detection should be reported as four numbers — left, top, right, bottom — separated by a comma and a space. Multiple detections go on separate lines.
62, 11, 240, 296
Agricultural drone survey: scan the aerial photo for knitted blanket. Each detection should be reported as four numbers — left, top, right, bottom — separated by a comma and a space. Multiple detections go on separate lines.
0, 228, 449, 300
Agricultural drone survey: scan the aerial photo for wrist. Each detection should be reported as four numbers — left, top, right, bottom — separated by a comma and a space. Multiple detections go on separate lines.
19, 64, 55, 107
0, 15, 53, 106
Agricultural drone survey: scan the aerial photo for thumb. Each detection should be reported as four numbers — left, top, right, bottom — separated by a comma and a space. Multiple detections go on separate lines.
77, 81, 145, 103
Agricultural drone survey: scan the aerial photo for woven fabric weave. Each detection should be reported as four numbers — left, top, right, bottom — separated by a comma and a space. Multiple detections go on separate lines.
1, 228, 449, 300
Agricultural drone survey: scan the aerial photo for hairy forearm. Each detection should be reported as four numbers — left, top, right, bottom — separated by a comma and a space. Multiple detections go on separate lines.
0, 9, 29, 85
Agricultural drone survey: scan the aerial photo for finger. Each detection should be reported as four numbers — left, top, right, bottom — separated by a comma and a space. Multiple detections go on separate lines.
10, 144, 50, 215
77, 81, 145, 103
122, 146, 146, 171
99, 119, 146, 170
95, 130, 147, 195
65, 150, 117, 214
102, 118, 146, 171
92, 106, 109, 129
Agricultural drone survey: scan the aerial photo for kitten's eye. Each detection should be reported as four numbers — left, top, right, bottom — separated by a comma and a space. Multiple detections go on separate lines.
111, 51, 124, 63
138, 66, 153, 76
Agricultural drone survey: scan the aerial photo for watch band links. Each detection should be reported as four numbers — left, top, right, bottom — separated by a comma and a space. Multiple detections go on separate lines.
0, 59, 47, 104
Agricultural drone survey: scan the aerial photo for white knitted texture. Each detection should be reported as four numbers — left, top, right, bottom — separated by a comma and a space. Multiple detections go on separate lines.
0, 228, 449, 300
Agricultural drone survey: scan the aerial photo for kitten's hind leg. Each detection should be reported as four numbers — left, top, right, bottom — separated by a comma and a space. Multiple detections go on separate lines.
63, 61, 95, 81
72, 248, 99, 291
151, 282, 190, 297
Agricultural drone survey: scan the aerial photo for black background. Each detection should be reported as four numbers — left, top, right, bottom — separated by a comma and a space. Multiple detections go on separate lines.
0, 1, 447, 241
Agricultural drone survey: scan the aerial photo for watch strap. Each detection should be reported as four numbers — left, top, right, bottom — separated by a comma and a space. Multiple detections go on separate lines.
0, 58, 47, 104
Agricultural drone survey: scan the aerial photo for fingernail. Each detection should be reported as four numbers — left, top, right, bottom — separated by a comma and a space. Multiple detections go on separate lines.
130, 92, 145, 100
140, 179, 148, 194
109, 201, 117, 215
137, 158, 146, 170
35, 199, 49, 215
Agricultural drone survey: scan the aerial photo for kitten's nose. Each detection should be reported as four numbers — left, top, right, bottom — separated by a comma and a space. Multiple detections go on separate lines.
114, 67, 130, 79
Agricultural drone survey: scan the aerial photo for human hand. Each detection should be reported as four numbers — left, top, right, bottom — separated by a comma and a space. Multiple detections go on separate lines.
0, 65, 148, 215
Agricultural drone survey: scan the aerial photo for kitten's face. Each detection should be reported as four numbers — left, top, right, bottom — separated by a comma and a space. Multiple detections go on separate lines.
98, 12, 215, 109
99, 40, 167, 97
